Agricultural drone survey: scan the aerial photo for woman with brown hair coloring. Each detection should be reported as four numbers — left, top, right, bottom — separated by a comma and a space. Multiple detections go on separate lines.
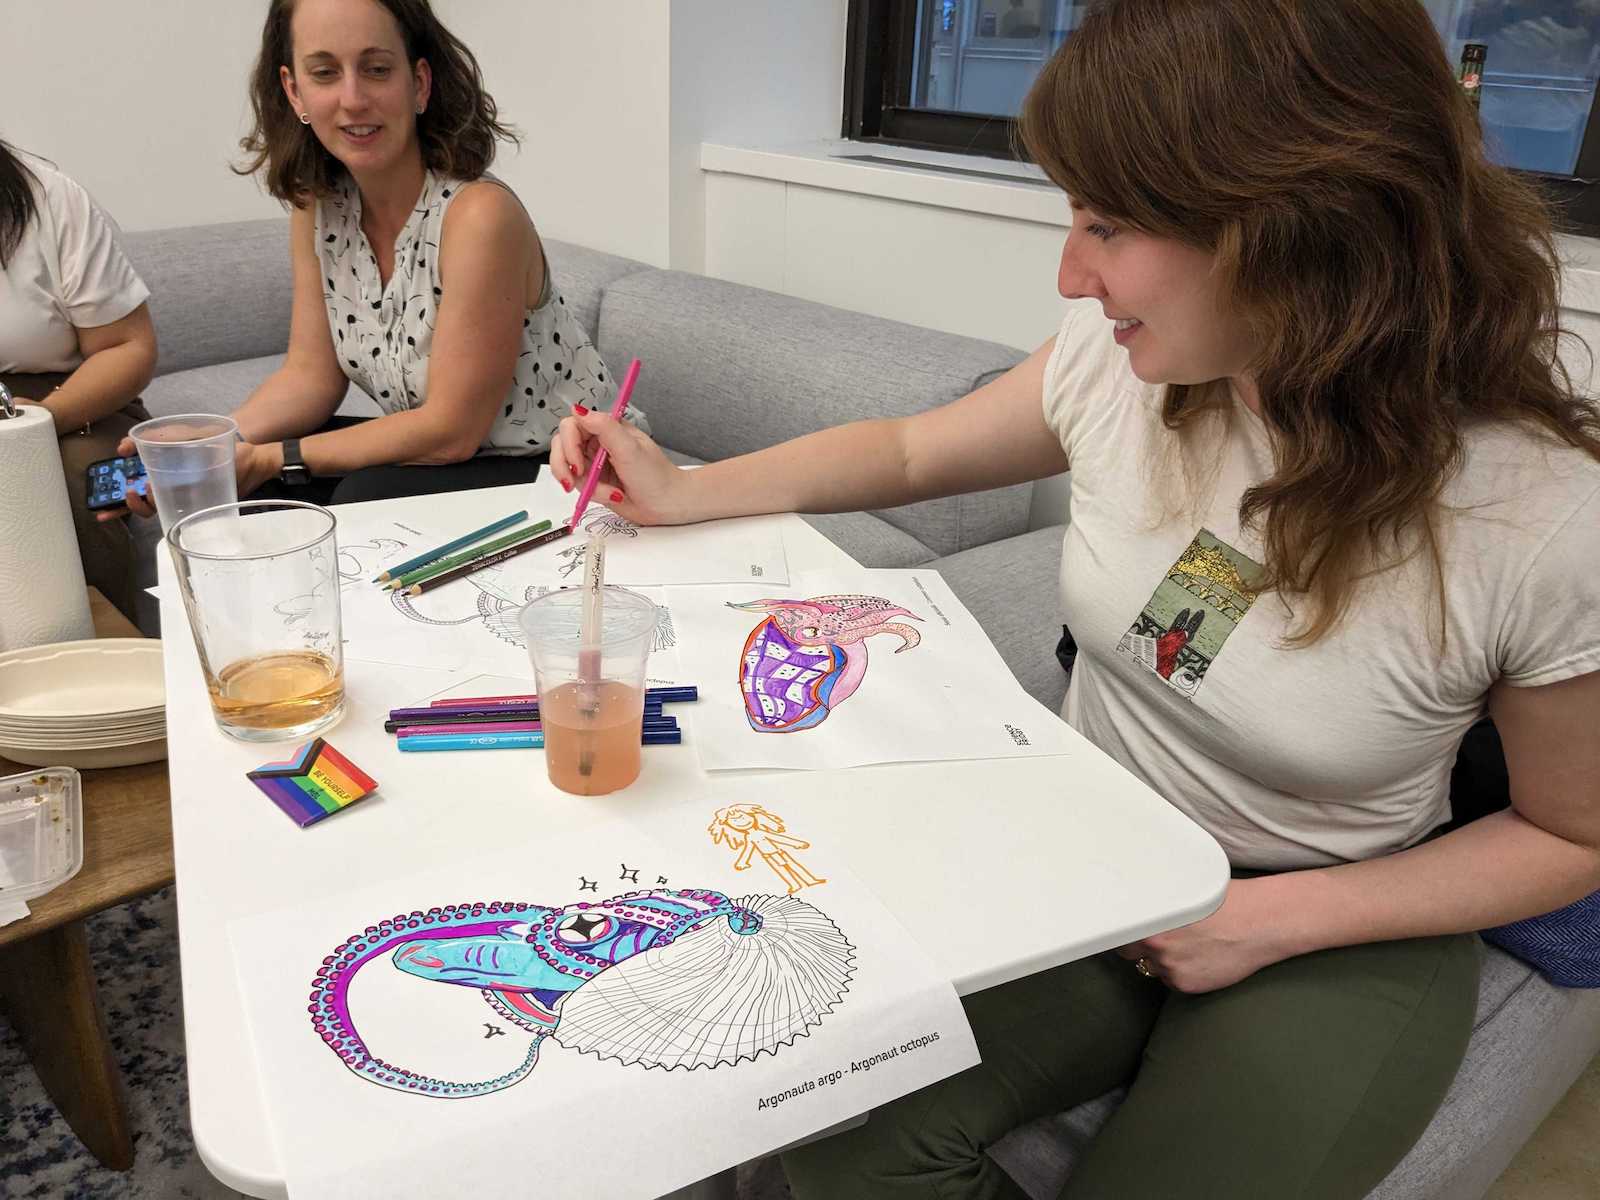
551, 1, 1600, 1194
125, 0, 619, 514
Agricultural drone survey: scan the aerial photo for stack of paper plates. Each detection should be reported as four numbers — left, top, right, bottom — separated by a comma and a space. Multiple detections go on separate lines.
0, 639, 166, 768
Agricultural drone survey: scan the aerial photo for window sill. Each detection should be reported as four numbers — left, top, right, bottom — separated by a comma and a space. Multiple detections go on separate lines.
701, 140, 1600, 316
700, 140, 1069, 227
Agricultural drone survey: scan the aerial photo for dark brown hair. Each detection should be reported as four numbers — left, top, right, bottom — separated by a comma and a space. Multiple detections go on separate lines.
1021, 0, 1600, 644
236, 0, 517, 205
0, 139, 40, 267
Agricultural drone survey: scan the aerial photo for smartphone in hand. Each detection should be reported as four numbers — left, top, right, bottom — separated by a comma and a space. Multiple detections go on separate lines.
85, 453, 149, 512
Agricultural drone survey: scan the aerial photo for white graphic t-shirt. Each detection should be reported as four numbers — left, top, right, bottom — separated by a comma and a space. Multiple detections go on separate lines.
1044, 301, 1600, 870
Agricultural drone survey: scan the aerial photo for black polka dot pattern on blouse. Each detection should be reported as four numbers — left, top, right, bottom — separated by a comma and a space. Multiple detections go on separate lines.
314, 170, 624, 457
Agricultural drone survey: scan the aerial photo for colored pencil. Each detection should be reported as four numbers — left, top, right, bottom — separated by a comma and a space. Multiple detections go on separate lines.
427, 685, 698, 708
385, 700, 664, 728
393, 716, 679, 738
386, 519, 553, 590
372, 511, 528, 582
397, 729, 682, 753
403, 524, 571, 595
570, 358, 640, 528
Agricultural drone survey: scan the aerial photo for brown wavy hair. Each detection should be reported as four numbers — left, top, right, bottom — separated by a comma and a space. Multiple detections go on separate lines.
1021, 0, 1600, 644
0, 139, 40, 267
236, 0, 517, 206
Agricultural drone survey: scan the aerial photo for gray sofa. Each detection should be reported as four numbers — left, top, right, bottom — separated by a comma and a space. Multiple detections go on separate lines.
121, 219, 1600, 1199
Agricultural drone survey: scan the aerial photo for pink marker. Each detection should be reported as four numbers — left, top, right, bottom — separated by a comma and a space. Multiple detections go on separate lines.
570, 358, 641, 528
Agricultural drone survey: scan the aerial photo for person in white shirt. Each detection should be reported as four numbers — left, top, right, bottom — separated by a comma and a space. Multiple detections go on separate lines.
548, 1, 1600, 1195
0, 140, 157, 620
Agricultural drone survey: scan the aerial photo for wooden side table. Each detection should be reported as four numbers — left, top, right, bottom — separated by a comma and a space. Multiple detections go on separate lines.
0, 590, 175, 1169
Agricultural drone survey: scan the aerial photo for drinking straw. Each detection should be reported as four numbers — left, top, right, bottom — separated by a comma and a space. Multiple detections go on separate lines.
577, 532, 607, 778
372, 511, 528, 581
386, 519, 552, 590
569, 358, 641, 528
402, 524, 571, 596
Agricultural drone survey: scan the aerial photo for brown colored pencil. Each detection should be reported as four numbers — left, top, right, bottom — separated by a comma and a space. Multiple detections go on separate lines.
403, 524, 572, 595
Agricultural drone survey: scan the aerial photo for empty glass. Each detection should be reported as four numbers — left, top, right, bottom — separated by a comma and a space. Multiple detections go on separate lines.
130, 414, 239, 534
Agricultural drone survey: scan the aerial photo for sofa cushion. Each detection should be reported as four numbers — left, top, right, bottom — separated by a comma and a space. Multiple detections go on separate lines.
141, 353, 378, 422
124, 220, 294, 377
596, 269, 1032, 558
933, 525, 1069, 713
988, 943, 1600, 1200
541, 238, 651, 352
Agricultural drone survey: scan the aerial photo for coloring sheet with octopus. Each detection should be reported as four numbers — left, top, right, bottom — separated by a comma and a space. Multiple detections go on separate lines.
668, 568, 1079, 771
228, 805, 977, 1200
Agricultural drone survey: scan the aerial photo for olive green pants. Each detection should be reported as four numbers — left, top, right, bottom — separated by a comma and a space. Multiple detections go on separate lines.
782, 934, 1480, 1200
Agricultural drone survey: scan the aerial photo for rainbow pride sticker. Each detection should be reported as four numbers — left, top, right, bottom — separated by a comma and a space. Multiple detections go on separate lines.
247, 739, 378, 828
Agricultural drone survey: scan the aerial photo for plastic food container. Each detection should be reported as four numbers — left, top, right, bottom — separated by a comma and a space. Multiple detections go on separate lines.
0, 767, 85, 905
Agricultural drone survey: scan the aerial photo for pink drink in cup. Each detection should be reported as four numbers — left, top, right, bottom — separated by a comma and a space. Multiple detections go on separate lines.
517, 586, 659, 795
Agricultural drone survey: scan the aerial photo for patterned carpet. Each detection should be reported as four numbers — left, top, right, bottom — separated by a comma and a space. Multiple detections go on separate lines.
0, 886, 794, 1199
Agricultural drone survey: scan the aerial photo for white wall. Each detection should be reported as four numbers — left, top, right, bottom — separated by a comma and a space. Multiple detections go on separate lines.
439, 1, 674, 264
665, 1, 847, 273
2, 0, 281, 229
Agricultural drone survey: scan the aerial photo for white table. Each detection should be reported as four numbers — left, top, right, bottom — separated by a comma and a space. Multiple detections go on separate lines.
158, 486, 1228, 1199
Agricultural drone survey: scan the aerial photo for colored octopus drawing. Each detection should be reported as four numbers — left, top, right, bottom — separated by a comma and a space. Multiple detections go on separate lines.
733, 594, 922, 733
309, 887, 853, 1098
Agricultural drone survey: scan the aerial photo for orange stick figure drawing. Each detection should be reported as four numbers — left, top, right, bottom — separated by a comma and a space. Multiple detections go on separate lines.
707, 804, 827, 895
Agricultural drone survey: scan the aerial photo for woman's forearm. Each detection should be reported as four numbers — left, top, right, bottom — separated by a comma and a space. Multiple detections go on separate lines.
679, 417, 919, 523
44, 340, 155, 433
231, 367, 349, 443
250, 406, 479, 480
1266, 809, 1600, 957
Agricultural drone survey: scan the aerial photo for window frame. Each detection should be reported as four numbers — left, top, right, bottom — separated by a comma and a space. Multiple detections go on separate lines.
842, 0, 1600, 237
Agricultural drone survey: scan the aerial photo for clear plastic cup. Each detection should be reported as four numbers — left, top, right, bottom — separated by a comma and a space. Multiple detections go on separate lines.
129, 413, 239, 534
518, 587, 659, 795
167, 500, 345, 743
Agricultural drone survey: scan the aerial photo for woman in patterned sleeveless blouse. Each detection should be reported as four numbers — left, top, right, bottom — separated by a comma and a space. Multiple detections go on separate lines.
123, 0, 622, 512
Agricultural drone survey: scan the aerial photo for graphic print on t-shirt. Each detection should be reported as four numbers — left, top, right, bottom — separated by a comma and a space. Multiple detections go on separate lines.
1115, 529, 1263, 698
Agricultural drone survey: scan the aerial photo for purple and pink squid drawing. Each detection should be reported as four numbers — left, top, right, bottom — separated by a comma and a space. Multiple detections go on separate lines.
733, 594, 922, 733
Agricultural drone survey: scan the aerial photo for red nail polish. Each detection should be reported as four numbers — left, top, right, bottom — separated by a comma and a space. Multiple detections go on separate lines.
559, 477, 571, 492
609, 490, 624, 503
569, 462, 579, 476
573, 405, 589, 416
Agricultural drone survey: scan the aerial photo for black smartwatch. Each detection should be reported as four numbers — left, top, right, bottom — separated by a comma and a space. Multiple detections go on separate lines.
280, 438, 312, 487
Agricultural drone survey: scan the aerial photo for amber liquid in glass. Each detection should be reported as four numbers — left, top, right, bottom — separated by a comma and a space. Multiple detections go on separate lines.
207, 650, 344, 730
539, 680, 645, 795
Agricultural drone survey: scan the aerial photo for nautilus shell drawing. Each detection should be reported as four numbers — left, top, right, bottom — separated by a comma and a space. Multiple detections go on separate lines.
308, 888, 854, 1098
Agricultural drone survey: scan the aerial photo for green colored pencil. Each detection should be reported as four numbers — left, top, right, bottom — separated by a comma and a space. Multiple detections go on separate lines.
384, 519, 552, 589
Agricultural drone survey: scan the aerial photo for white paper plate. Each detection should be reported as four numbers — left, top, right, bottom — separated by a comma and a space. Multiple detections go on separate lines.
0, 738, 167, 770
0, 726, 166, 750
0, 719, 165, 742
0, 640, 165, 719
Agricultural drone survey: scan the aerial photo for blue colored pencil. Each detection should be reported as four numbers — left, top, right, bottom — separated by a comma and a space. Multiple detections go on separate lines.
397, 729, 683, 752
373, 511, 529, 582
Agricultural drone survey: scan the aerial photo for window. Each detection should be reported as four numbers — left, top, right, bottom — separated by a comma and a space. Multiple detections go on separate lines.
844, 0, 1599, 235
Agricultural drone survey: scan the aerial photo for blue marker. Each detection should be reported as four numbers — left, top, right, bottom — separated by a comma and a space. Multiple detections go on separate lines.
397, 729, 683, 753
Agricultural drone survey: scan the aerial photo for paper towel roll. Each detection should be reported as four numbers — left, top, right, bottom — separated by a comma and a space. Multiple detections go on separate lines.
0, 406, 93, 652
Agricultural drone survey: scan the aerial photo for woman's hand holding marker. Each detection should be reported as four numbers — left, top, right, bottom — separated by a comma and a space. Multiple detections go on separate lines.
550, 404, 696, 527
